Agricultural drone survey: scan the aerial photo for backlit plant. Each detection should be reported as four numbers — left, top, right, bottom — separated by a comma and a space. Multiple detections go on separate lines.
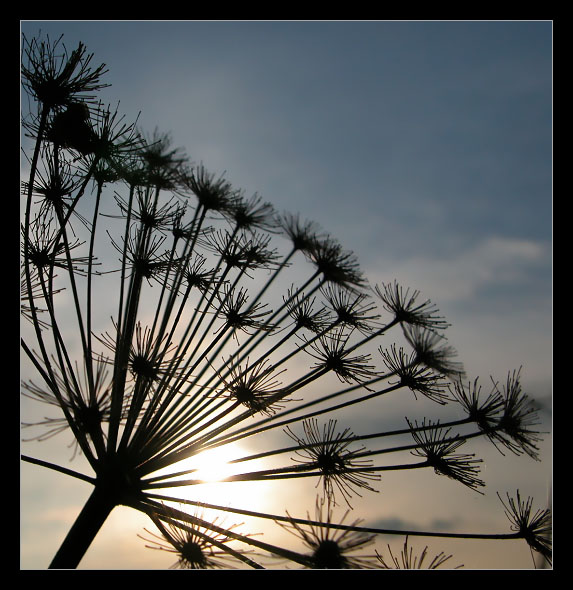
20, 32, 551, 570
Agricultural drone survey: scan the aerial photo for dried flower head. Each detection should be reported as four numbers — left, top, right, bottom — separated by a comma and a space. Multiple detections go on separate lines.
201, 230, 260, 271
21, 355, 127, 458
407, 418, 485, 493
278, 212, 322, 254
140, 505, 248, 569
380, 344, 451, 405
111, 188, 185, 234
22, 144, 82, 218
20, 31, 549, 571
375, 281, 449, 331
23, 214, 93, 277
321, 283, 380, 335
109, 229, 178, 285
218, 359, 286, 416
304, 328, 379, 386
497, 491, 552, 566
45, 102, 99, 156
285, 419, 380, 507
214, 285, 274, 340
239, 232, 282, 275
97, 322, 183, 388
21, 33, 109, 109
277, 497, 378, 569
229, 192, 278, 233
88, 102, 144, 172
376, 536, 463, 569
305, 236, 366, 291
403, 324, 465, 379
183, 164, 237, 215
449, 377, 504, 433
179, 255, 219, 294
138, 130, 188, 191
284, 287, 332, 333
489, 369, 544, 460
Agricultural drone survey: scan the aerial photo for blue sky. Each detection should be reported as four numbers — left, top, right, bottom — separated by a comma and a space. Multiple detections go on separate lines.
20, 20, 552, 569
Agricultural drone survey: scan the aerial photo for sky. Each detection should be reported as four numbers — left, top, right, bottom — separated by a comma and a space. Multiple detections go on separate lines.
20, 20, 552, 570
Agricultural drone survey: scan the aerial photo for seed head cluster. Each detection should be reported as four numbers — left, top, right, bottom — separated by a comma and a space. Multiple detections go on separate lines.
20, 31, 550, 569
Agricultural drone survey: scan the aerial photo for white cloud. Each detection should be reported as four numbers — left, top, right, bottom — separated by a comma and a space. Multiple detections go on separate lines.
367, 235, 549, 305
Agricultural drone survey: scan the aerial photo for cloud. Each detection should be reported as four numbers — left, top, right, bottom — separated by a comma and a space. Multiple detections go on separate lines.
360, 235, 552, 387
366, 234, 549, 307
367, 516, 418, 531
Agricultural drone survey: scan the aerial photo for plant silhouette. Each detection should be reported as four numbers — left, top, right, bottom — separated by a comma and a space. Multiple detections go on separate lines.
21, 32, 551, 570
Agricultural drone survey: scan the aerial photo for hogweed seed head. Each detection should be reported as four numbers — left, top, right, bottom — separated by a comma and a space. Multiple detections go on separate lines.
214, 285, 274, 339
498, 491, 552, 565
304, 328, 379, 386
23, 144, 82, 217
376, 536, 463, 569
140, 505, 248, 569
449, 377, 504, 433
109, 229, 179, 285
403, 324, 465, 380
305, 236, 366, 291
21, 355, 129, 458
284, 287, 332, 333
183, 164, 237, 216
180, 255, 219, 294
380, 344, 451, 405
285, 419, 380, 507
229, 192, 278, 233
407, 418, 485, 493
112, 189, 186, 234
278, 212, 323, 254
277, 497, 378, 569
22, 33, 109, 109
321, 283, 381, 335
375, 281, 449, 331
22, 214, 93, 276
482, 369, 544, 461
218, 358, 286, 416
138, 130, 188, 191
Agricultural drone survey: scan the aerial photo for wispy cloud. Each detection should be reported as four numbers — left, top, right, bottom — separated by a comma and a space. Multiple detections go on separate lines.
368, 235, 549, 307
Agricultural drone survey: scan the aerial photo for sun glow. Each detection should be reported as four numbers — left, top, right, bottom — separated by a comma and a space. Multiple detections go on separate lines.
190, 446, 241, 483
162, 443, 277, 513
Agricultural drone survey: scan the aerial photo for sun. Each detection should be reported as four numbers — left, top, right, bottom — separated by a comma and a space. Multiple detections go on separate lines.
160, 442, 275, 513
190, 445, 241, 483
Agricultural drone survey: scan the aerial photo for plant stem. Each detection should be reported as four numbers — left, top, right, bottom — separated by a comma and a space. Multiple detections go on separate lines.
48, 486, 115, 569
147, 492, 522, 542
21, 455, 96, 484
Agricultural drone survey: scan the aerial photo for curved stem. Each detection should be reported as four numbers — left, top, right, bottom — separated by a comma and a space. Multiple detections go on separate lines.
147, 492, 521, 542
21, 455, 96, 485
22, 106, 55, 398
